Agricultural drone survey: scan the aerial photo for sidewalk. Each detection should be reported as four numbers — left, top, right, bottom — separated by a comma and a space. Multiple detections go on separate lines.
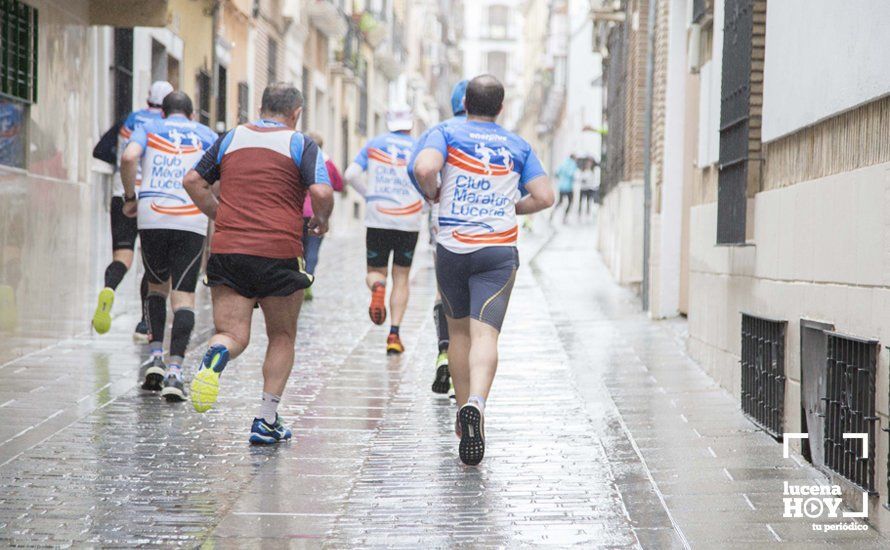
0, 225, 886, 547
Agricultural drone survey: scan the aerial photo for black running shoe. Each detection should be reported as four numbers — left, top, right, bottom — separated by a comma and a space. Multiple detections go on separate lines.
458, 403, 485, 465
141, 355, 166, 391
160, 374, 186, 402
431, 351, 450, 394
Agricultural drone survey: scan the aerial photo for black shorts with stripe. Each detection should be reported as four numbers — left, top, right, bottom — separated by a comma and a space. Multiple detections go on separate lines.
139, 228, 206, 292
110, 196, 138, 251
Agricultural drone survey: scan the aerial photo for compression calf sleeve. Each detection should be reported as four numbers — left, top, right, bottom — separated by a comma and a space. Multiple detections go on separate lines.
103, 261, 128, 290
146, 292, 167, 344
169, 308, 195, 360
434, 301, 449, 352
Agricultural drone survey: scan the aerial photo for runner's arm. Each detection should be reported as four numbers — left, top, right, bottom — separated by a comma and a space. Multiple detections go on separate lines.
300, 138, 334, 236
412, 149, 445, 201
516, 176, 555, 215
184, 134, 226, 220
119, 141, 143, 200
344, 162, 367, 197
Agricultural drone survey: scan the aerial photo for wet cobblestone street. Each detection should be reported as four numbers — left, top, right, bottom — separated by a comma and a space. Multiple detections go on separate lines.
0, 226, 887, 548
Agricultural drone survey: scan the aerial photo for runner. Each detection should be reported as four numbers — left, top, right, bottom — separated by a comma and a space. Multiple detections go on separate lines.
344, 106, 422, 354
119, 91, 217, 400
91, 81, 173, 341
412, 75, 555, 465
408, 80, 468, 396
301, 131, 344, 302
183, 83, 333, 444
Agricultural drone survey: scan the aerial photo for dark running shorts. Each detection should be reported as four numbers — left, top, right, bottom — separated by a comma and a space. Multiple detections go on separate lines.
205, 253, 313, 299
366, 227, 419, 268
110, 196, 138, 251
140, 229, 206, 292
435, 244, 520, 332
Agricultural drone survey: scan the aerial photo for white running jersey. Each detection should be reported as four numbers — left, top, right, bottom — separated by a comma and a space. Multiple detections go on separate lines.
420, 120, 546, 253
129, 114, 218, 235
112, 108, 164, 196
354, 131, 423, 231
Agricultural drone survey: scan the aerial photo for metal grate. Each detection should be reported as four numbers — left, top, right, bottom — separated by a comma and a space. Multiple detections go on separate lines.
112, 28, 133, 124
237, 82, 249, 124
601, 20, 626, 198
717, 0, 753, 244
823, 333, 878, 494
196, 70, 211, 126
692, 0, 708, 23
1, 0, 38, 104
740, 314, 786, 439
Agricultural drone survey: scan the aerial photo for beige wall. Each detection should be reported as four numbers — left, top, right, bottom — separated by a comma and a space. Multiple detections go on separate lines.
0, 0, 98, 364
688, 161, 890, 530
597, 180, 644, 285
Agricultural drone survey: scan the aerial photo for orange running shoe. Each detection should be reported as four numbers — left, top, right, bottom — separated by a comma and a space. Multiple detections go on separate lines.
369, 282, 387, 325
386, 332, 405, 355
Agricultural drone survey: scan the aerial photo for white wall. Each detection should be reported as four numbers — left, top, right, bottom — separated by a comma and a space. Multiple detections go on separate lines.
552, 0, 603, 166
762, 0, 890, 141
695, 0, 722, 167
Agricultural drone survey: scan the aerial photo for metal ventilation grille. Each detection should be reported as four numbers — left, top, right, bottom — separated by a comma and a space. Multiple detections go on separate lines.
823, 333, 878, 494
740, 314, 786, 439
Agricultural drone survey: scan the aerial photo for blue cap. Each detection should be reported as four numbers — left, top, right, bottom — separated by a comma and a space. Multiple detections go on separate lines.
451, 80, 468, 116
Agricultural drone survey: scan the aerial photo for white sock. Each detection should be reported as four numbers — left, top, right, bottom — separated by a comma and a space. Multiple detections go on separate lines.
468, 394, 486, 412
258, 392, 281, 424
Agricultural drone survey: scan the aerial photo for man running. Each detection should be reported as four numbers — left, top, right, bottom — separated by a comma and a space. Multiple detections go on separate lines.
92, 81, 173, 341
412, 75, 554, 465
183, 83, 333, 444
408, 80, 468, 396
120, 91, 217, 400
344, 106, 422, 354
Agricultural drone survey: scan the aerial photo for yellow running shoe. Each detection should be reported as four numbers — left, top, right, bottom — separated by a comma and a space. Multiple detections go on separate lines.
191, 344, 229, 413
91, 287, 115, 334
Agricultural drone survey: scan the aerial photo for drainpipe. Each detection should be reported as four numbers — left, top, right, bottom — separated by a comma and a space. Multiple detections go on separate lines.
640, 0, 657, 312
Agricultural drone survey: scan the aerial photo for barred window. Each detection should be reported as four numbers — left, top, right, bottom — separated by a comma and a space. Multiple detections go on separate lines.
196, 70, 211, 126
237, 82, 249, 124
1, 0, 38, 104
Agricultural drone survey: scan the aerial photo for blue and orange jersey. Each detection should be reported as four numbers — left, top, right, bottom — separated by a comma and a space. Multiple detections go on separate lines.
113, 107, 164, 196
407, 114, 467, 192
129, 114, 217, 235
354, 131, 423, 231
421, 120, 546, 253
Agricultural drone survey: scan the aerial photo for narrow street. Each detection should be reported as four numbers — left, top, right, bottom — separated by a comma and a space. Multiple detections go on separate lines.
0, 226, 885, 547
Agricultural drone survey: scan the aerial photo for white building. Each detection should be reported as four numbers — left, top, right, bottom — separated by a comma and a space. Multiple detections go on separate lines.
460, 0, 525, 128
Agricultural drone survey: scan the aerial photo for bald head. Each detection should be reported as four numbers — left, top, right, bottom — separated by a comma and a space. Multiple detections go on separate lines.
465, 75, 504, 119
162, 91, 193, 118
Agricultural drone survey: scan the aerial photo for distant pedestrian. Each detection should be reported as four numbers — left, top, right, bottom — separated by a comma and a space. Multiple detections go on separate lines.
577, 158, 598, 218
301, 131, 344, 301
183, 83, 334, 445
344, 105, 422, 355
552, 154, 577, 222
413, 74, 555, 465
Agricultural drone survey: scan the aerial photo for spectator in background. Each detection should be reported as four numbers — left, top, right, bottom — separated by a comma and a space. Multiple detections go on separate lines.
577, 157, 599, 219
552, 154, 577, 223
302, 131, 344, 301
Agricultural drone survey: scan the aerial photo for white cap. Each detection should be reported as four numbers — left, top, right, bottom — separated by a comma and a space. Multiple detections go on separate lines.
148, 81, 174, 106
386, 105, 413, 132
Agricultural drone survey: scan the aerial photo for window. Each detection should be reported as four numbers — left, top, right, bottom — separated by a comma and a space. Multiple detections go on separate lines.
486, 51, 507, 83
216, 65, 227, 131
196, 70, 211, 126
1, 0, 38, 104
112, 28, 133, 123
150, 39, 167, 83
487, 5, 509, 39
237, 82, 249, 124
267, 38, 278, 85
0, 0, 37, 168
166, 55, 179, 91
